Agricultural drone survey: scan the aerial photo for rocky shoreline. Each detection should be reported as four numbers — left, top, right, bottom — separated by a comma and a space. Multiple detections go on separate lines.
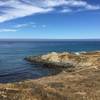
25, 51, 100, 71
0, 51, 100, 100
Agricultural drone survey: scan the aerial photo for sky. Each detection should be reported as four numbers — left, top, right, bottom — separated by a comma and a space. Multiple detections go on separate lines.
0, 0, 100, 39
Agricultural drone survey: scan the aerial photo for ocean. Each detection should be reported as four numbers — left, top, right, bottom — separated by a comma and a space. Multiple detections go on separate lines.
0, 39, 100, 83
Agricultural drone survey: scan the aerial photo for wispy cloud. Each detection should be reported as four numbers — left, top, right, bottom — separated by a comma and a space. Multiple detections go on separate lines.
41, 25, 47, 28
0, 0, 53, 23
15, 22, 36, 28
15, 24, 28, 28
0, 22, 38, 32
14, 22, 47, 29
0, 0, 100, 23
0, 29, 17, 32
32, 24, 37, 28
85, 4, 100, 10
60, 8, 72, 13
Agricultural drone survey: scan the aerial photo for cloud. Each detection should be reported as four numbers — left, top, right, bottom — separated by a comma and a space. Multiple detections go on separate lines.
60, 8, 72, 13
41, 0, 100, 10
32, 25, 37, 28
0, 0, 100, 23
41, 25, 47, 28
0, 29, 17, 32
15, 22, 36, 28
0, 22, 38, 32
14, 22, 46, 29
0, 0, 53, 23
42, 0, 87, 7
85, 4, 100, 10
15, 24, 28, 28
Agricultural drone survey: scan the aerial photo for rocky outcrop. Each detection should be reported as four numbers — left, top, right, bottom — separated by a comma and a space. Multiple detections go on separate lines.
25, 51, 100, 71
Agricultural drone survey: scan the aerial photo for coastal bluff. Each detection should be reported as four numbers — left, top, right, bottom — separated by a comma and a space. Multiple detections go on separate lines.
0, 51, 100, 100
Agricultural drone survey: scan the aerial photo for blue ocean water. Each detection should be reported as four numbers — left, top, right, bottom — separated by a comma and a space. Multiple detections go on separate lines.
0, 40, 100, 83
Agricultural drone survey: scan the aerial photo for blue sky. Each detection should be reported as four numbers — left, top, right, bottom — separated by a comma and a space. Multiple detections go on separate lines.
0, 0, 100, 39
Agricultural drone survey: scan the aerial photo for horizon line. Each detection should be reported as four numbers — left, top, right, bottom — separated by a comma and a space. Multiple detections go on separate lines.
0, 38, 100, 41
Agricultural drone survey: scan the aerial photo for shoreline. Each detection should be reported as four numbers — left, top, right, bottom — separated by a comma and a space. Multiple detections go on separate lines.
0, 51, 100, 100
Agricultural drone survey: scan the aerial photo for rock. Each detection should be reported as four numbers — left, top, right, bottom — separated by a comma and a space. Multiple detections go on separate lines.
41, 52, 60, 62
25, 51, 100, 71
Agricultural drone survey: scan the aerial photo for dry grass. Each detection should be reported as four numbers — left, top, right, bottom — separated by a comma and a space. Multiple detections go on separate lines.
0, 67, 100, 100
0, 51, 100, 100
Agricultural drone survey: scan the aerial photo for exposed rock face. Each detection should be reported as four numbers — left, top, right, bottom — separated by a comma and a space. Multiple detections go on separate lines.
41, 52, 75, 63
25, 51, 100, 70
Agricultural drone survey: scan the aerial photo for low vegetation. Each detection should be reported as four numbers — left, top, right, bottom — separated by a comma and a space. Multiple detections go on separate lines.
0, 51, 100, 100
